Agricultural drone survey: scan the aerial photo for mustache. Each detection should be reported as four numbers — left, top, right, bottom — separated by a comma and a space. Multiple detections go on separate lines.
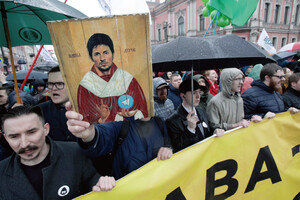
18, 146, 38, 154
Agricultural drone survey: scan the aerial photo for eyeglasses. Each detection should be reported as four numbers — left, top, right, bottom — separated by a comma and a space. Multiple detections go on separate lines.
272, 75, 285, 79
233, 77, 245, 82
47, 82, 65, 90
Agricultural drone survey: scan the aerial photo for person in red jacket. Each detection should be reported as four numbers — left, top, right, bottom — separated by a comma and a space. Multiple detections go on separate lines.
204, 70, 219, 96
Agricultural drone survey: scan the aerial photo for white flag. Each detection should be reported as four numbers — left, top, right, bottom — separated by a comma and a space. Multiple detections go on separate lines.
36, 45, 54, 62
257, 29, 277, 54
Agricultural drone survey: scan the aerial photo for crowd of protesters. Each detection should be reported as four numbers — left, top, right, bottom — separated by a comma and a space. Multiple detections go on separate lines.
0, 57, 299, 198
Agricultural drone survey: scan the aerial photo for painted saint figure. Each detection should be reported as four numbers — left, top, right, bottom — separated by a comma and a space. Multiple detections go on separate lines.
77, 33, 148, 124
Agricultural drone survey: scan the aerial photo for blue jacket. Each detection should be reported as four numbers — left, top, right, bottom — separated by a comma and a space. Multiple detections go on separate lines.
242, 80, 285, 119
168, 84, 182, 110
79, 118, 171, 179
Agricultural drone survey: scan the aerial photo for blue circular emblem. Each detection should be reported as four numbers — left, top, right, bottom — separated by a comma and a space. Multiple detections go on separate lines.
118, 95, 134, 109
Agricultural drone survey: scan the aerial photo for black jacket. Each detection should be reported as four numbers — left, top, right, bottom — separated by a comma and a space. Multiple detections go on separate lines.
242, 80, 285, 119
38, 101, 76, 142
282, 87, 300, 109
0, 138, 100, 200
166, 105, 212, 153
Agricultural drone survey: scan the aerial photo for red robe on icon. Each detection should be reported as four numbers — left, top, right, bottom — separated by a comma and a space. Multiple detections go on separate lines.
77, 63, 148, 124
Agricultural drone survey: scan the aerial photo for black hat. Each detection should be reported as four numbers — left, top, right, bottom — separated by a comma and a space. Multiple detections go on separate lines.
179, 78, 206, 94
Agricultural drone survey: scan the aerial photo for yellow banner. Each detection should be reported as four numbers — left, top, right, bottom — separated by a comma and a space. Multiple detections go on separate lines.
76, 112, 300, 200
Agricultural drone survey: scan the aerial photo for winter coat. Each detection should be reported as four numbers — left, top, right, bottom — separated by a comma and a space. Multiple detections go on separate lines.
206, 68, 244, 130
79, 118, 171, 179
0, 138, 100, 200
153, 77, 175, 121
168, 84, 182, 110
38, 101, 76, 142
242, 80, 285, 119
166, 105, 212, 153
282, 87, 300, 109
193, 74, 213, 110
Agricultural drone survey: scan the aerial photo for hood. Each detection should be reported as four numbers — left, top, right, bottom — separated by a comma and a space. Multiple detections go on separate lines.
153, 77, 168, 98
193, 74, 210, 93
250, 79, 275, 93
220, 68, 244, 96
248, 64, 263, 80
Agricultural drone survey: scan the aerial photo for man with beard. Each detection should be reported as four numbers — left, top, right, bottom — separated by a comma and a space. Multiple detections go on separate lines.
77, 33, 148, 124
207, 68, 261, 131
153, 77, 175, 121
242, 63, 286, 119
0, 106, 116, 199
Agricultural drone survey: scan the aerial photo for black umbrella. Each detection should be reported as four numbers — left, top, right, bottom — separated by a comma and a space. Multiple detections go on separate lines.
6, 70, 48, 81
152, 34, 276, 72
17, 59, 26, 64
34, 61, 58, 72
272, 51, 297, 62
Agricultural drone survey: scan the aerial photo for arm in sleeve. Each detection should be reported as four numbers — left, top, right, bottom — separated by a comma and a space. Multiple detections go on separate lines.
78, 121, 123, 158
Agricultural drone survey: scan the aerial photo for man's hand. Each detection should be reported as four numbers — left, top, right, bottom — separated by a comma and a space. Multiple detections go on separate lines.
117, 108, 138, 118
288, 107, 299, 115
251, 115, 262, 123
187, 111, 198, 131
214, 128, 225, 137
232, 119, 250, 128
65, 101, 95, 142
264, 111, 276, 119
157, 147, 173, 161
93, 176, 116, 192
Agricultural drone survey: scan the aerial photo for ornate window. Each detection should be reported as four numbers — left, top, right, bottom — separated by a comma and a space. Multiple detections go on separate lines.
264, 3, 270, 23
158, 29, 161, 41
272, 37, 277, 48
178, 16, 184, 36
284, 6, 290, 25
199, 14, 205, 31
274, 5, 281, 24
295, 4, 300, 25
281, 37, 287, 47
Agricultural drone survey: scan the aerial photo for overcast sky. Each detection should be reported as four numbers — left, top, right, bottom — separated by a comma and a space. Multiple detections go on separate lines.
59, 0, 149, 17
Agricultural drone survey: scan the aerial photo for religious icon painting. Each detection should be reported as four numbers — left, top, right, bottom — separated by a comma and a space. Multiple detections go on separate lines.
47, 14, 154, 123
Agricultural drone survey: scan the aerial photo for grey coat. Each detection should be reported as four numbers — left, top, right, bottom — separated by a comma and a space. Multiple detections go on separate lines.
0, 138, 100, 200
206, 68, 244, 130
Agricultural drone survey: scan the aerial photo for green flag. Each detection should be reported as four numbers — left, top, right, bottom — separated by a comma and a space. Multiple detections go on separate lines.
208, 0, 259, 27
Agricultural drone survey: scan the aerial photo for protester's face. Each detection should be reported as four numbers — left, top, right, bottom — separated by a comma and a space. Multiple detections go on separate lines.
37, 86, 45, 93
157, 87, 168, 101
269, 70, 285, 92
3, 114, 49, 165
0, 89, 8, 106
92, 45, 114, 73
231, 74, 244, 93
198, 78, 206, 87
183, 89, 201, 107
285, 68, 293, 78
48, 72, 69, 105
207, 70, 218, 82
167, 72, 172, 79
171, 75, 182, 89
291, 79, 300, 91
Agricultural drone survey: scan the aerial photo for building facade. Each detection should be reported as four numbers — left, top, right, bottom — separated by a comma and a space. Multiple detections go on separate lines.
149, 0, 300, 51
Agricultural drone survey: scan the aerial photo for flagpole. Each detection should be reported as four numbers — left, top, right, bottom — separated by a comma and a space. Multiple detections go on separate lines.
1, 2, 21, 103
20, 45, 44, 90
